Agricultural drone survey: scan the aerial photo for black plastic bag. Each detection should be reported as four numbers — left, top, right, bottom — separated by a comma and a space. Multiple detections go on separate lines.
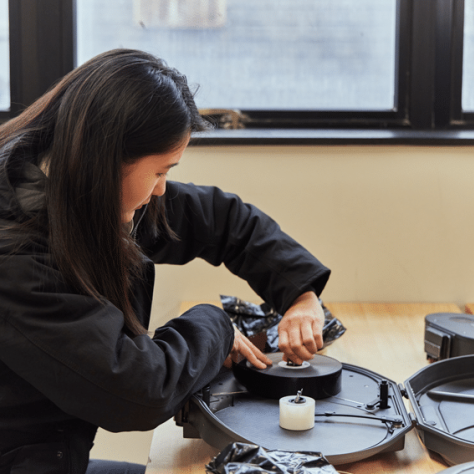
220, 295, 346, 352
205, 442, 338, 474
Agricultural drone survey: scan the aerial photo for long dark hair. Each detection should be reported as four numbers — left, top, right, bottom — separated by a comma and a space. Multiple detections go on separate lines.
0, 49, 210, 335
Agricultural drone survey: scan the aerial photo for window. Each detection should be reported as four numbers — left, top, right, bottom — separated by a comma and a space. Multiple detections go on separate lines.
0, 0, 9, 112
4, 0, 474, 139
77, 0, 397, 112
463, 0, 474, 112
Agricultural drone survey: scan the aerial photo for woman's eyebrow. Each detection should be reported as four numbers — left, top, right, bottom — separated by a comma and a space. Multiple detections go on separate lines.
164, 162, 179, 170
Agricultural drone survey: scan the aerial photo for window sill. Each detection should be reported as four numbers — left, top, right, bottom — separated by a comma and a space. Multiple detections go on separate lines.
189, 129, 474, 146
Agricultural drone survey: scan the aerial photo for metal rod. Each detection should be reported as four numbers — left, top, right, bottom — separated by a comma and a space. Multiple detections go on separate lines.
295, 389, 303, 403
428, 390, 474, 402
211, 390, 248, 396
316, 411, 404, 427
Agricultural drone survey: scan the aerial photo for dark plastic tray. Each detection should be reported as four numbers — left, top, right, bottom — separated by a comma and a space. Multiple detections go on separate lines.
177, 354, 474, 466
404, 355, 474, 465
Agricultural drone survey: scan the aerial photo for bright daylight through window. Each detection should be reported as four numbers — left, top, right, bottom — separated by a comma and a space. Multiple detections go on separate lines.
77, 0, 397, 111
0, 0, 9, 111
463, 0, 474, 111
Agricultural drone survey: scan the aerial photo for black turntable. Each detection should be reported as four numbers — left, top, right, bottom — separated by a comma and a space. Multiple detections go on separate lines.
175, 352, 474, 466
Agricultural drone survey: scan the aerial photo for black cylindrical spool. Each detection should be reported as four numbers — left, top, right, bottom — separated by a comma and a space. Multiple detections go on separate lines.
233, 353, 342, 400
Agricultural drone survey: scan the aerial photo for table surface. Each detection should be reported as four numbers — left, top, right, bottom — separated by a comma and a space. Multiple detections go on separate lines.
146, 301, 463, 474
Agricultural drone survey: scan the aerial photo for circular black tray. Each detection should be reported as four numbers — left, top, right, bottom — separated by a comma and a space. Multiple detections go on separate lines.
183, 354, 474, 466
186, 363, 411, 464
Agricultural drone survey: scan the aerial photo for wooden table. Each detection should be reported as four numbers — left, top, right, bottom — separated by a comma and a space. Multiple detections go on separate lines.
146, 302, 462, 474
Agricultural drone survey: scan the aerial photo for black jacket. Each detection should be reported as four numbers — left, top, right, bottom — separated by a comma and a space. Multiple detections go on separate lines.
0, 162, 330, 473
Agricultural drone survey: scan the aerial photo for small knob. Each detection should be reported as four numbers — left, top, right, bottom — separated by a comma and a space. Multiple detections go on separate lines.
293, 389, 306, 404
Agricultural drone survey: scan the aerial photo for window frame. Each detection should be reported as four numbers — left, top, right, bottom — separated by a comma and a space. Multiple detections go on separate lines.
3, 0, 74, 120
2, 0, 474, 144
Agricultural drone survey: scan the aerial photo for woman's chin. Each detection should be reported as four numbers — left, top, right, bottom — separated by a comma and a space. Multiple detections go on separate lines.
122, 210, 135, 223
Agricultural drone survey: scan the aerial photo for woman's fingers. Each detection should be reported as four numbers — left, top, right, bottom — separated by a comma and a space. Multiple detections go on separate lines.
224, 326, 273, 369
278, 292, 325, 363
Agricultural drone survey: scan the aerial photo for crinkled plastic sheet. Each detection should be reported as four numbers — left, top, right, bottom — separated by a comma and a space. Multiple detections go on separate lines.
206, 442, 338, 474
220, 296, 346, 352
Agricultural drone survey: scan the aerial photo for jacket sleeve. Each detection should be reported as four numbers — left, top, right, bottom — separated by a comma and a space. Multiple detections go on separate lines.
138, 181, 331, 315
0, 252, 234, 432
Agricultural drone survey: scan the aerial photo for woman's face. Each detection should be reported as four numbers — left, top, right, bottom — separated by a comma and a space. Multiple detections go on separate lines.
121, 136, 189, 223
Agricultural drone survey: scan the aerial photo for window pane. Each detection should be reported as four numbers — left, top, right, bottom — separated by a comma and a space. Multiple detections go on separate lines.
77, 0, 397, 111
463, 0, 474, 112
0, 0, 9, 111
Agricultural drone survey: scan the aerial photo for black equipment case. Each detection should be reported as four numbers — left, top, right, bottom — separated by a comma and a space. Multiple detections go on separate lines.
425, 312, 474, 361
176, 352, 474, 467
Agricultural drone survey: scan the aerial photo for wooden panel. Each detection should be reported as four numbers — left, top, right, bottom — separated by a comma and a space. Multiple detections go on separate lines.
465, 303, 474, 314
147, 420, 219, 474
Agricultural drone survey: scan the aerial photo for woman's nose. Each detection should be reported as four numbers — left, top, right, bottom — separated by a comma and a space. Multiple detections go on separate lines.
153, 178, 167, 197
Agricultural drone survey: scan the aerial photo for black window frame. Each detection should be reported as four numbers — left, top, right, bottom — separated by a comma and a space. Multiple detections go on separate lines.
2, 0, 474, 144
3, 0, 75, 120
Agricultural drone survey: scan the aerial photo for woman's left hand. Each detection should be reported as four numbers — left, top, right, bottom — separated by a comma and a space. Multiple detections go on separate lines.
223, 326, 273, 369
277, 291, 325, 365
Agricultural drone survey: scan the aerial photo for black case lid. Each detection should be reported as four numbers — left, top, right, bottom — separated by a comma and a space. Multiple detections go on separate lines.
426, 313, 474, 340
404, 354, 474, 466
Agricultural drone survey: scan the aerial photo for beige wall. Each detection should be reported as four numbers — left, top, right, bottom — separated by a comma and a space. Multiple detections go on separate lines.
150, 144, 474, 326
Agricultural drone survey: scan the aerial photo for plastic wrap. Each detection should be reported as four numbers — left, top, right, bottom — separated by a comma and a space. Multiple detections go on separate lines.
205, 442, 338, 474
220, 295, 346, 352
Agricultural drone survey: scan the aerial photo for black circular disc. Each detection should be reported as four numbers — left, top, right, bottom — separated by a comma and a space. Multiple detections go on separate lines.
232, 352, 342, 400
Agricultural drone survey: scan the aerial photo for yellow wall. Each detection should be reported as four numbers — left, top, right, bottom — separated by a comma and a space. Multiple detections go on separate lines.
150, 144, 474, 325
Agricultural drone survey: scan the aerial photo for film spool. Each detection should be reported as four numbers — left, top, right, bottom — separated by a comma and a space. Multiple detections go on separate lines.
233, 352, 342, 400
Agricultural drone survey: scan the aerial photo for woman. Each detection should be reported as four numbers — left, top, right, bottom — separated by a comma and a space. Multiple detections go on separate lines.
0, 49, 330, 474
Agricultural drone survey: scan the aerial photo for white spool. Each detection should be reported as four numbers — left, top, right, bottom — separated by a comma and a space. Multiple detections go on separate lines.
279, 395, 315, 431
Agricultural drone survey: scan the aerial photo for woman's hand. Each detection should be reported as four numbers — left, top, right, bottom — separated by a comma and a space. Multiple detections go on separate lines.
278, 291, 325, 365
224, 326, 273, 369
